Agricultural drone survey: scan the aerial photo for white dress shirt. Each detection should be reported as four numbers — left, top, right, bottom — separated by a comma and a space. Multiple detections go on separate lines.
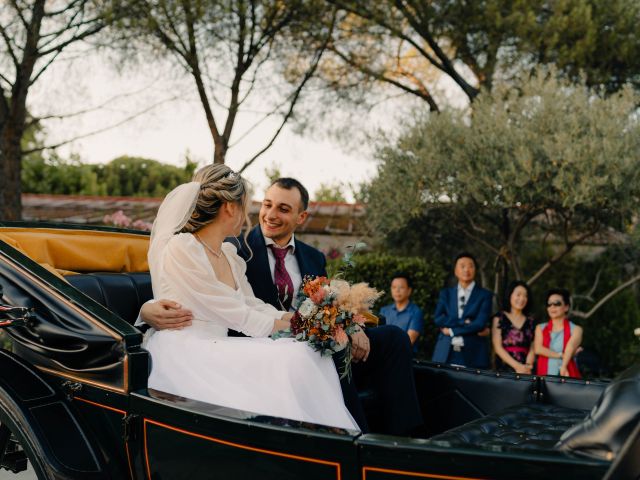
451, 281, 475, 342
457, 281, 476, 319
263, 234, 303, 309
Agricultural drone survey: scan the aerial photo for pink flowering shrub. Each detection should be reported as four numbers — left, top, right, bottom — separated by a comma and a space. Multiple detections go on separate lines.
103, 210, 152, 231
103, 210, 131, 228
131, 219, 153, 231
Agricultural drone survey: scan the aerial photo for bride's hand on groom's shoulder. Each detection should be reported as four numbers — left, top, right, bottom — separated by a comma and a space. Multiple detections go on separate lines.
141, 300, 193, 330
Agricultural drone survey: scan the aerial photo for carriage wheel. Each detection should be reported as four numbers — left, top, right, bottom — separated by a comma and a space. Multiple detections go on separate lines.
0, 395, 54, 479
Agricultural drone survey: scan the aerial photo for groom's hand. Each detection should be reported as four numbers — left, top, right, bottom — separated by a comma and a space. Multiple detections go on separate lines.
141, 300, 193, 330
350, 329, 370, 363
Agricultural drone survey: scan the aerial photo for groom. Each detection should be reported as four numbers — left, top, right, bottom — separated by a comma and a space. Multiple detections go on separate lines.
140, 177, 423, 435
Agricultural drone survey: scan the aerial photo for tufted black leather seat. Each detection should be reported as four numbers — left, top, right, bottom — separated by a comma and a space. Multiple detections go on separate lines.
425, 363, 640, 464
66, 272, 153, 325
428, 402, 589, 452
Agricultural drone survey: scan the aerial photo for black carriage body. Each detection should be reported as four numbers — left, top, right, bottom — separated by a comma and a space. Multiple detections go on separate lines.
0, 224, 635, 479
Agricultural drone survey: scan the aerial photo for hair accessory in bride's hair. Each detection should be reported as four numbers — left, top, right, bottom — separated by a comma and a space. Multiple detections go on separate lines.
224, 170, 239, 180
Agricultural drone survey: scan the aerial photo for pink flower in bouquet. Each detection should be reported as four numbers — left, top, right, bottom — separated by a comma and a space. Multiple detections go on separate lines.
335, 327, 349, 347
352, 314, 367, 327
274, 275, 382, 379
310, 287, 327, 304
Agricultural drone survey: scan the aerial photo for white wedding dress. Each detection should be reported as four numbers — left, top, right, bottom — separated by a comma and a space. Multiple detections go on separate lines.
144, 231, 358, 431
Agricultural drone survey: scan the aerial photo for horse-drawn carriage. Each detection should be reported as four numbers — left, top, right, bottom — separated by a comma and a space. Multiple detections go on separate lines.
0, 223, 637, 479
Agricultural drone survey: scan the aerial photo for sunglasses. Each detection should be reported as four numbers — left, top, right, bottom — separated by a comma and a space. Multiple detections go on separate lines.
546, 301, 564, 307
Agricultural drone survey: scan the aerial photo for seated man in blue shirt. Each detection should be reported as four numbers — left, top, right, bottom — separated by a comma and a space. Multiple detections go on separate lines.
379, 273, 424, 351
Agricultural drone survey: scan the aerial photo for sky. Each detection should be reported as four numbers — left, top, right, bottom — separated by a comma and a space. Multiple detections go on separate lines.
31, 50, 468, 201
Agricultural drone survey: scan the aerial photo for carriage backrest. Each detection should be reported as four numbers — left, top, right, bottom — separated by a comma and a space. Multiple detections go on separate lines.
66, 272, 153, 325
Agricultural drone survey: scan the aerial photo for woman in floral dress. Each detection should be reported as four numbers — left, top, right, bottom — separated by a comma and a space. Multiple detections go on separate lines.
491, 281, 536, 374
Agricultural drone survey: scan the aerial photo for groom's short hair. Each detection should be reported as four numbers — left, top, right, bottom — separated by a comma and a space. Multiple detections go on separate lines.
271, 177, 310, 211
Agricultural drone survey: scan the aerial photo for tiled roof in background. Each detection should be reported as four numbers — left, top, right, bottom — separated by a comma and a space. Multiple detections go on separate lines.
22, 194, 367, 236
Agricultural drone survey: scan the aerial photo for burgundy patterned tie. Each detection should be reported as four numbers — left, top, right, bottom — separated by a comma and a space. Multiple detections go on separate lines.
269, 245, 294, 310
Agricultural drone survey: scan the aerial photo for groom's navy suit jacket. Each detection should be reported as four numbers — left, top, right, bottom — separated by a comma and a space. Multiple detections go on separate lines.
431, 285, 492, 369
236, 226, 327, 307
235, 225, 422, 435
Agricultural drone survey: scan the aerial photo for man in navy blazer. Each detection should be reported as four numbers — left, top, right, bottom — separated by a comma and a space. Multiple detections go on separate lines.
235, 178, 422, 435
431, 252, 492, 369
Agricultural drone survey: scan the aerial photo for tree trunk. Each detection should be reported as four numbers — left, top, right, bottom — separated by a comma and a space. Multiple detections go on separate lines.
213, 140, 227, 164
0, 0, 45, 221
0, 124, 23, 220
495, 208, 511, 298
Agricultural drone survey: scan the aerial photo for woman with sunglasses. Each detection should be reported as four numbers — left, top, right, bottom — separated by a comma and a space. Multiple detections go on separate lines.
491, 281, 536, 374
533, 288, 583, 378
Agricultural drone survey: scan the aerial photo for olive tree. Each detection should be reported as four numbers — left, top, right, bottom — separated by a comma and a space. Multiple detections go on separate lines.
366, 68, 640, 317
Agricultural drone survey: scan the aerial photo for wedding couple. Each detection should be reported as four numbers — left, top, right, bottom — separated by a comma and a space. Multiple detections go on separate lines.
142, 164, 422, 434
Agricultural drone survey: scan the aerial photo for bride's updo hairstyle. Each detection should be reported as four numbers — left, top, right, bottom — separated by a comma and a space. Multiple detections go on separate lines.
180, 164, 251, 234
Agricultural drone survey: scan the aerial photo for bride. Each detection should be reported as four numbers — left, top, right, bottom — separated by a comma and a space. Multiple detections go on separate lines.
144, 164, 358, 431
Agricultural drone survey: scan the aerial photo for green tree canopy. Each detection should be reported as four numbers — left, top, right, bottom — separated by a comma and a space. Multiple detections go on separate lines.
314, 182, 347, 202
22, 155, 197, 197
305, 0, 640, 114
366, 68, 640, 301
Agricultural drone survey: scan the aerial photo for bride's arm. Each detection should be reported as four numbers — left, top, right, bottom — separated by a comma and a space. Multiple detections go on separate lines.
228, 245, 292, 319
232, 254, 292, 333
156, 235, 284, 337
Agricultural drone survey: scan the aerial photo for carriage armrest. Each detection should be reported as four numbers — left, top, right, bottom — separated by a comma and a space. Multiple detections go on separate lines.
556, 364, 640, 461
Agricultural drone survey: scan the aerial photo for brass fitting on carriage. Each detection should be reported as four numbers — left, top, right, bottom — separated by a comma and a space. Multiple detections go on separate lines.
0, 304, 35, 329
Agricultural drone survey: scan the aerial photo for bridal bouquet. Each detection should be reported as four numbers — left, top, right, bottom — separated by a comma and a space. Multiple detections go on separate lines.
273, 275, 382, 378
